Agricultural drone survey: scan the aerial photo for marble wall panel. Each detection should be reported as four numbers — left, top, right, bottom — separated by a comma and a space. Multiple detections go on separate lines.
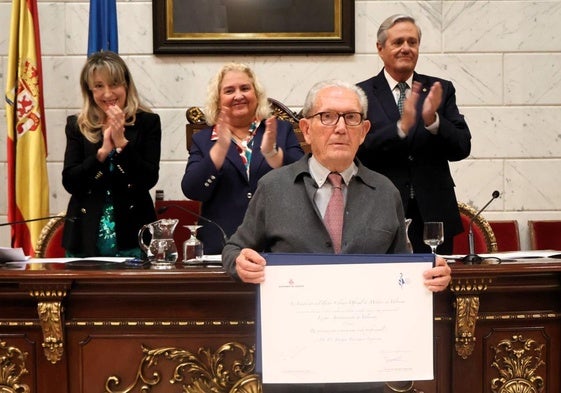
0, 55, 3, 98
451, 159, 505, 211
461, 107, 561, 158
0, 227, 8, 248
0, 3, 10, 53
155, 161, 191, 201
505, 160, 561, 210
41, 56, 84, 108
45, 109, 71, 162
125, 55, 379, 110
416, 54, 502, 106
0, 161, 7, 248
65, 2, 89, 55
118, 2, 153, 55
505, 54, 561, 105
46, 161, 68, 214
444, 1, 561, 52
355, 1, 443, 54
157, 108, 191, 161
0, 163, 5, 213
0, 109, 5, 162
37, 3, 66, 56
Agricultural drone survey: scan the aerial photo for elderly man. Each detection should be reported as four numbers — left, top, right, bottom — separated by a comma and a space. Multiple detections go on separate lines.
222, 79, 450, 393
357, 14, 472, 255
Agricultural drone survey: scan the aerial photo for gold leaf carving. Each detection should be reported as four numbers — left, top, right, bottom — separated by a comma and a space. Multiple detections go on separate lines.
105, 342, 260, 393
0, 340, 30, 393
36, 301, 64, 364
490, 334, 544, 393
454, 295, 479, 359
450, 278, 491, 294
186, 107, 206, 125
29, 286, 67, 365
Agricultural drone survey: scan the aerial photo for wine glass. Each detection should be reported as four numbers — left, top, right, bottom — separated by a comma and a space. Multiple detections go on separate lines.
423, 221, 444, 254
182, 225, 204, 264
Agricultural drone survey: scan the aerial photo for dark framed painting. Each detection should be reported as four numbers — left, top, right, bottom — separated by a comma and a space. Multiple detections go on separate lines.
153, 0, 355, 54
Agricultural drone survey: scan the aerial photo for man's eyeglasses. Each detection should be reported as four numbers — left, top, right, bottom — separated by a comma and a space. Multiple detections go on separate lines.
307, 111, 364, 126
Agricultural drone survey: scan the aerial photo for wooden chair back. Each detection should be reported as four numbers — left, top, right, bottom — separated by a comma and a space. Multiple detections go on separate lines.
489, 220, 521, 251
528, 220, 561, 250
35, 212, 66, 258
452, 202, 498, 255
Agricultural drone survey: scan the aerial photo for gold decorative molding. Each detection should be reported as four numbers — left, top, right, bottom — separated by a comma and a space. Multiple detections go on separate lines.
29, 286, 68, 364
490, 334, 545, 393
451, 278, 491, 359
186, 106, 206, 125
457, 202, 498, 252
70, 320, 254, 328
0, 340, 30, 393
450, 277, 492, 294
105, 342, 259, 393
454, 295, 480, 359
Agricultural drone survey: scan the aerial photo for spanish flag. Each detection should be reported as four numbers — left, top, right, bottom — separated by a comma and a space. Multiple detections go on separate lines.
5, 0, 49, 256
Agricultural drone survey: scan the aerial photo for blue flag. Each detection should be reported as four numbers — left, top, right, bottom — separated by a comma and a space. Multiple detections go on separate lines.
87, 0, 118, 55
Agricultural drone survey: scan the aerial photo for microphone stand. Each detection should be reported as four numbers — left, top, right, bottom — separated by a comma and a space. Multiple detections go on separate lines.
0, 215, 67, 227
463, 226, 483, 264
462, 191, 500, 264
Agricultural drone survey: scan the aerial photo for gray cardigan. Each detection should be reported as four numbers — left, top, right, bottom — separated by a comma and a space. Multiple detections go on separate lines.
222, 155, 408, 279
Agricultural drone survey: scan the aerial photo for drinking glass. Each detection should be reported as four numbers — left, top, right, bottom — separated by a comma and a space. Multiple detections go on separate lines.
182, 225, 204, 263
423, 221, 444, 254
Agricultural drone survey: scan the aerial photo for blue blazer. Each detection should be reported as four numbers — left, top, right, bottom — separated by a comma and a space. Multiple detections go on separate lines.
357, 70, 472, 238
181, 119, 304, 254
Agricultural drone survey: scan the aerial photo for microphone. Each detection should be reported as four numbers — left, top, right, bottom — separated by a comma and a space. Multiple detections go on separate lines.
0, 214, 75, 227
156, 205, 228, 246
462, 190, 500, 264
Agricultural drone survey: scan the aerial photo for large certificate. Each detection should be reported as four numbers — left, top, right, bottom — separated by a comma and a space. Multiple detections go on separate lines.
257, 253, 434, 384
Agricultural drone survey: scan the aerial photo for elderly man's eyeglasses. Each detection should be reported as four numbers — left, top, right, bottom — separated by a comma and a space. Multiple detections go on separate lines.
307, 111, 364, 126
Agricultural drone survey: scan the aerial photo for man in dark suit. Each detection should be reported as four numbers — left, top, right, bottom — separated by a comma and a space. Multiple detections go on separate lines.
357, 14, 471, 254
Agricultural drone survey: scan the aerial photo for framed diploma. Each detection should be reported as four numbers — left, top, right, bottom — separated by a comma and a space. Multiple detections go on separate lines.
257, 253, 435, 384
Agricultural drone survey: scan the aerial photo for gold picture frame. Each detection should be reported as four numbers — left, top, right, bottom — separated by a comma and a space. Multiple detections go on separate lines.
153, 0, 355, 54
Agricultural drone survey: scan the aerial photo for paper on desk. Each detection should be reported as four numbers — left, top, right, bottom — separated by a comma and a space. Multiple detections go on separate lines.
0, 247, 30, 263
202, 254, 222, 261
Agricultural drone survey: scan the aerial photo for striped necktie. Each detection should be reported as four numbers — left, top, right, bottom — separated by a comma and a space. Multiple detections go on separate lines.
397, 82, 408, 115
324, 173, 344, 253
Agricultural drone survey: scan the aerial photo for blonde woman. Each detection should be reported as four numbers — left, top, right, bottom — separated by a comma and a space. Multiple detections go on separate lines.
181, 63, 304, 255
62, 51, 161, 257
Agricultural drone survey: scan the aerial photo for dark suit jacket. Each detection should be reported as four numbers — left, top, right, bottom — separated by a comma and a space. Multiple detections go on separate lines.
181, 120, 304, 254
62, 112, 161, 255
357, 70, 471, 238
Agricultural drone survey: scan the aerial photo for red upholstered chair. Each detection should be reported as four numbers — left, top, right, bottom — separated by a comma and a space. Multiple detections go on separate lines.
154, 199, 202, 262
528, 220, 561, 250
489, 220, 521, 252
34, 212, 66, 258
452, 202, 498, 255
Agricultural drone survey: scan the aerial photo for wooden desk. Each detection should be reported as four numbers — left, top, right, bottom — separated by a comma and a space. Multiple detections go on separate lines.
1, 260, 561, 393
423, 259, 561, 393
0, 263, 257, 393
